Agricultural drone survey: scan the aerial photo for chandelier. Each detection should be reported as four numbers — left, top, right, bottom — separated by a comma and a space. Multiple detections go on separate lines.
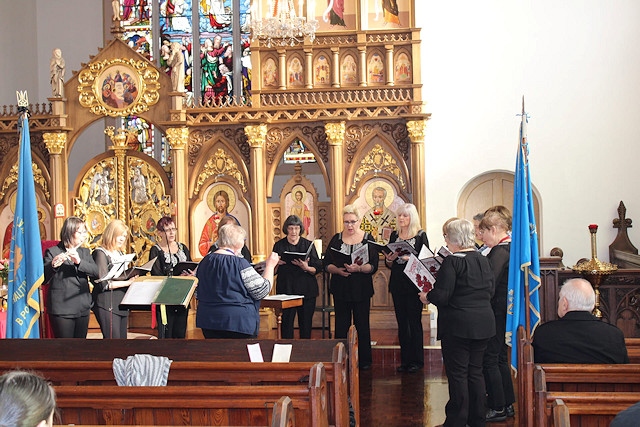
250, 0, 319, 47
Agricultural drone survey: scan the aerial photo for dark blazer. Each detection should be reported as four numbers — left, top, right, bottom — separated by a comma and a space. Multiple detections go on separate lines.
428, 250, 496, 341
44, 242, 99, 318
532, 310, 629, 363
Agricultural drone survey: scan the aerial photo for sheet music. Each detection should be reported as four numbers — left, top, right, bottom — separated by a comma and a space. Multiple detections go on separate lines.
119, 278, 164, 306
97, 253, 136, 282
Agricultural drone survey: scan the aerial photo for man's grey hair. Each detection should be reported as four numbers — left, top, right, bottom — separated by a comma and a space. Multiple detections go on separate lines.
560, 278, 595, 312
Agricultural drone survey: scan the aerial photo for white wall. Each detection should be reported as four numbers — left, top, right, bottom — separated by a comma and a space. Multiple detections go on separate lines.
3, 0, 640, 266
417, 0, 640, 265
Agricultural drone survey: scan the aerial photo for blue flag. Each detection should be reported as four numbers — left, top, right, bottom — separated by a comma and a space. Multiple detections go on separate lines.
506, 107, 541, 371
6, 113, 44, 338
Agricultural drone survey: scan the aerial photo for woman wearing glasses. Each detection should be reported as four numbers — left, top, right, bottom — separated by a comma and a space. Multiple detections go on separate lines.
149, 216, 193, 338
44, 216, 99, 338
324, 205, 378, 370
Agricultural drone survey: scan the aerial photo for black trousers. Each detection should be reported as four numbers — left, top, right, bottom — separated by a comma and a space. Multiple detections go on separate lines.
156, 305, 188, 339
281, 296, 316, 339
50, 314, 89, 338
334, 298, 372, 368
93, 306, 129, 339
391, 291, 425, 367
482, 313, 515, 409
441, 335, 489, 427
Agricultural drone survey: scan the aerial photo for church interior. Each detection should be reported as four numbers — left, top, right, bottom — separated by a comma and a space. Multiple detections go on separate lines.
2, 1, 640, 426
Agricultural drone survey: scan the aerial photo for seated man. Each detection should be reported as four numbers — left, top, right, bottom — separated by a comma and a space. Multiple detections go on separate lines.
533, 278, 629, 364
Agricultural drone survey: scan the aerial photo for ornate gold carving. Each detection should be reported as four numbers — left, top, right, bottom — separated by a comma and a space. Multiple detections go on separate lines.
265, 127, 294, 164
345, 124, 374, 162
351, 144, 406, 192
194, 148, 247, 195
43, 132, 67, 154
406, 120, 426, 142
325, 122, 345, 146
382, 122, 410, 160
301, 125, 329, 163
74, 158, 117, 249
127, 157, 172, 263
0, 162, 50, 200
73, 155, 171, 262
166, 127, 189, 149
245, 124, 267, 148
104, 126, 137, 148
77, 58, 160, 118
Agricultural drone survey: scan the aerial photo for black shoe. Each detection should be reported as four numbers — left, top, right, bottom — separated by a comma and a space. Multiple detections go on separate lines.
506, 404, 515, 417
396, 365, 407, 372
486, 408, 507, 422
407, 364, 421, 373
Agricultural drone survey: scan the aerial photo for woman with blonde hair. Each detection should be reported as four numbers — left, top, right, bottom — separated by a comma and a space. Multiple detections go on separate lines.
92, 219, 138, 339
324, 205, 378, 369
385, 203, 430, 373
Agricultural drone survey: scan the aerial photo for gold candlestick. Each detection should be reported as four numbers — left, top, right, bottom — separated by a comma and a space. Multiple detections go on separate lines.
572, 224, 617, 318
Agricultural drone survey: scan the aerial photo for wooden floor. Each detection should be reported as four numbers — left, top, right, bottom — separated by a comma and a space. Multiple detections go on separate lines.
179, 316, 519, 427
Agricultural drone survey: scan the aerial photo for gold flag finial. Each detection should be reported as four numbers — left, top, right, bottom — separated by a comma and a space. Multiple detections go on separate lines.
16, 90, 28, 107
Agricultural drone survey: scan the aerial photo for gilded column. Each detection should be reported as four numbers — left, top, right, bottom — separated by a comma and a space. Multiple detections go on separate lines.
166, 127, 190, 246
43, 132, 68, 237
245, 124, 268, 262
325, 122, 346, 233
407, 120, 427, 223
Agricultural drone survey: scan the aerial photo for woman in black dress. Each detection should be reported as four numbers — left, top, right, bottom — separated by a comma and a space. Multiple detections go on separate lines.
272, 215, 322, 339
324, 205, 378, 370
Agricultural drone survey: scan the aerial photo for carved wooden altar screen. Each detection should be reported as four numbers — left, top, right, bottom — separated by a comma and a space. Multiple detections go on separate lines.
0, 0, 430, 328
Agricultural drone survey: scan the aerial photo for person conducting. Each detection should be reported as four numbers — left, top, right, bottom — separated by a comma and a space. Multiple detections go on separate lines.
196, 223, 279, 338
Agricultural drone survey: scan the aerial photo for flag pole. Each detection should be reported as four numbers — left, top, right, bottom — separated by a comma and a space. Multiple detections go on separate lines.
521, 96, 533, 340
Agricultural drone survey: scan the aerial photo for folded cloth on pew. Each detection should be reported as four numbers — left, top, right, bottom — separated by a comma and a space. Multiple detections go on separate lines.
113, 354, 172, 386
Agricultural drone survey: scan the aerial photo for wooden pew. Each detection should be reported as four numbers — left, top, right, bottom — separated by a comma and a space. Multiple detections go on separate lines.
0, 328, 359, 426
272, 396, 296, 427
518, 325, 640, 426
0, 346, 349, 426
533, 365, 640, 426
551, 399, 570, 427
55, 363, 327, 427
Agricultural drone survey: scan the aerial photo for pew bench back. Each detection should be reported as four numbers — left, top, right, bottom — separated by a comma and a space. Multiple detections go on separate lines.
55, 363, 328, 427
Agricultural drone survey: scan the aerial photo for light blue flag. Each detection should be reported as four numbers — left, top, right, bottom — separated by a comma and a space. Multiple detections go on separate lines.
506, 106, 541, 372
6, 112, 44, 338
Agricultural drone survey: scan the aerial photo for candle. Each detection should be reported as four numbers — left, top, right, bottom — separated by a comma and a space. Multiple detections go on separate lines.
298, 0, 303, 17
